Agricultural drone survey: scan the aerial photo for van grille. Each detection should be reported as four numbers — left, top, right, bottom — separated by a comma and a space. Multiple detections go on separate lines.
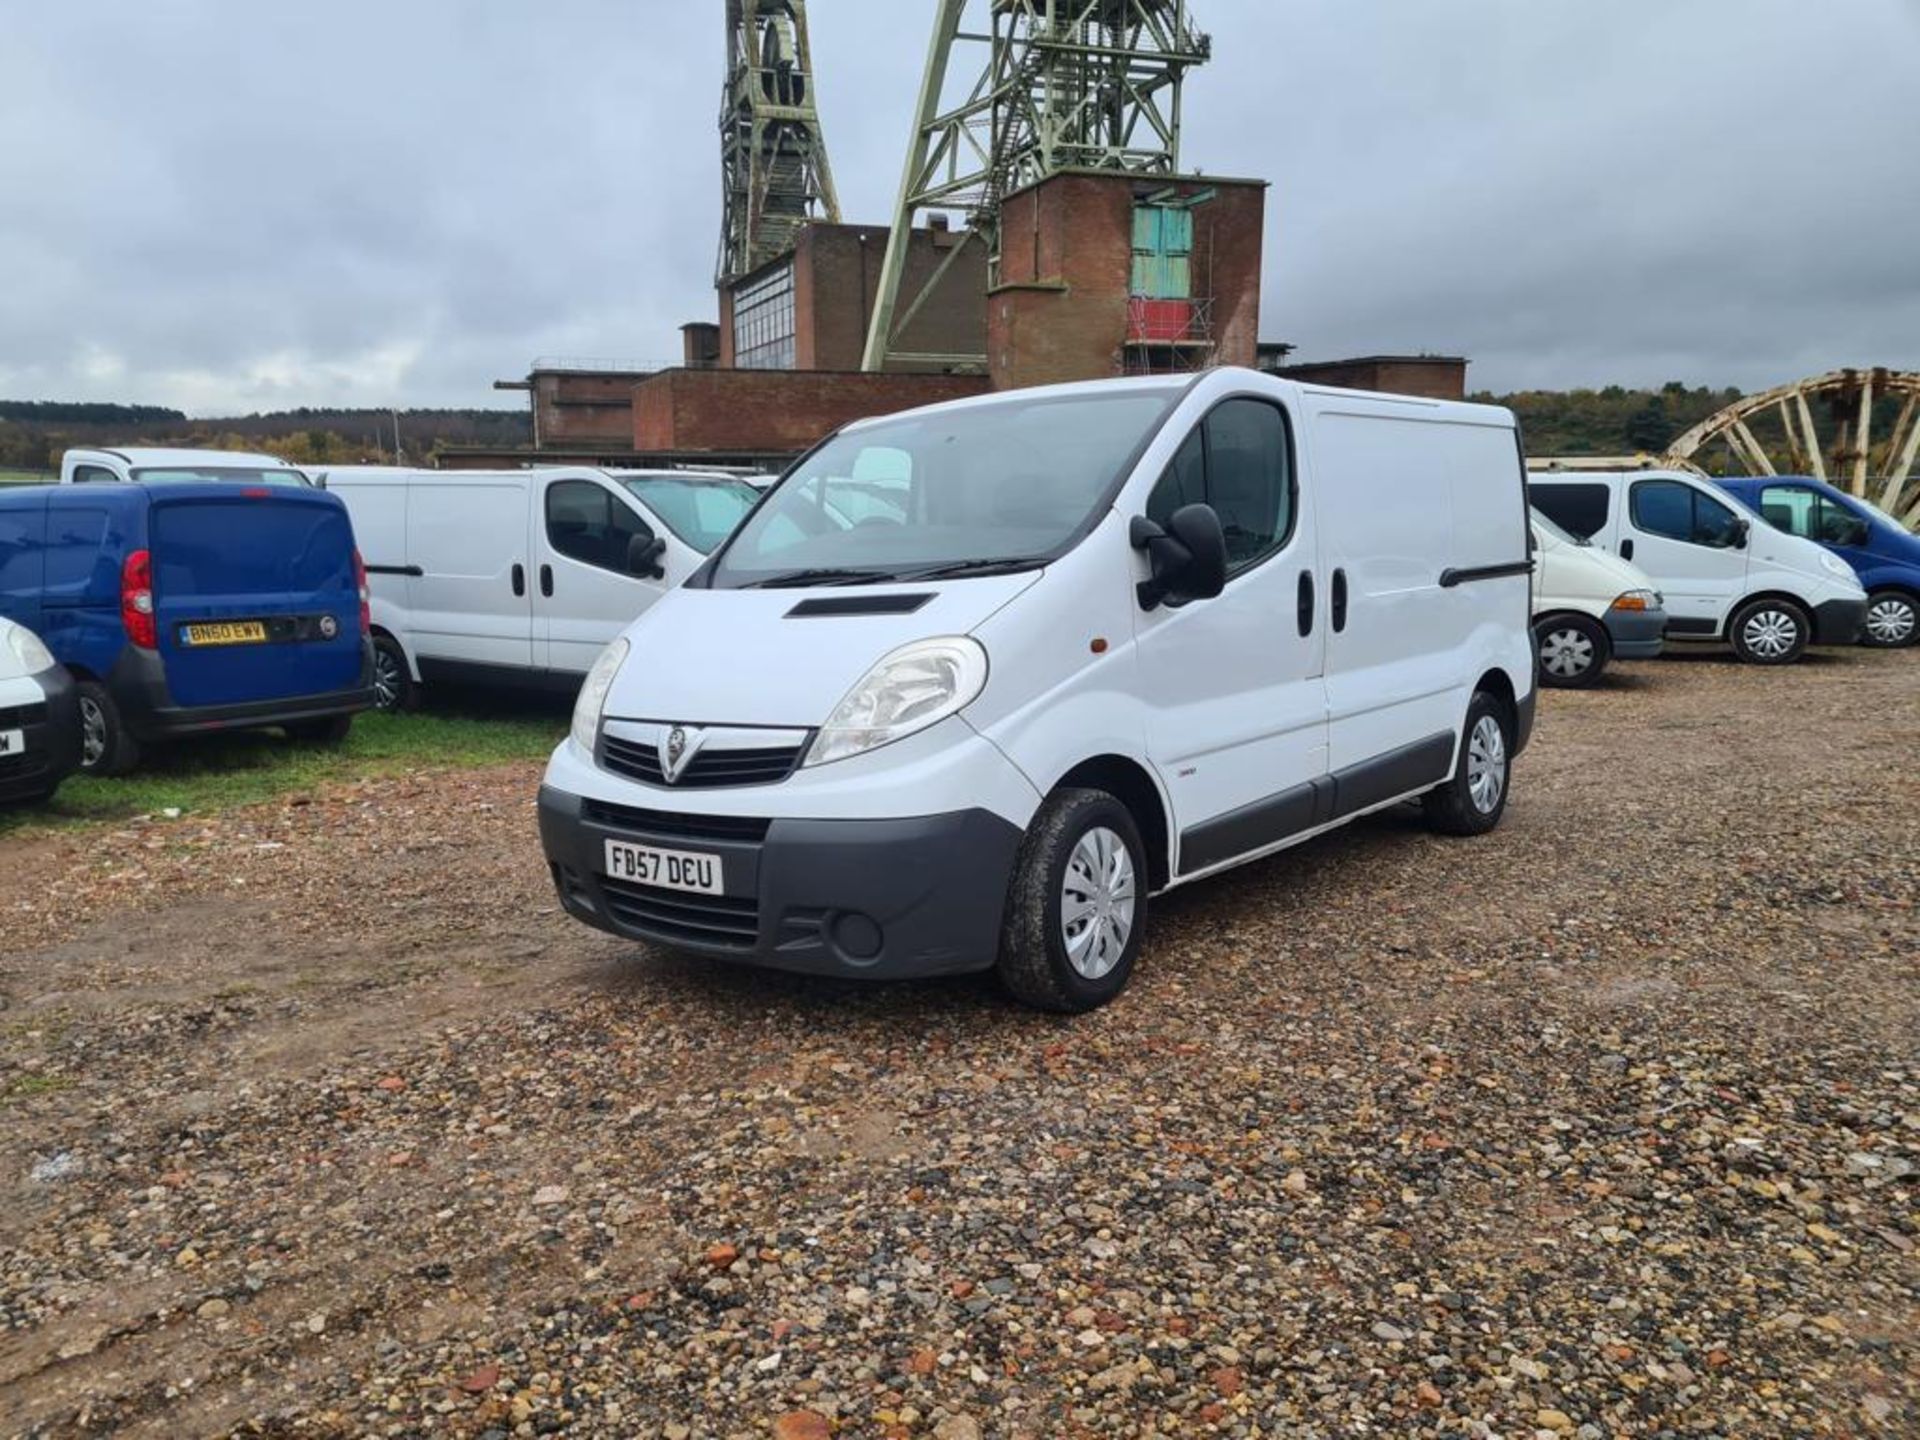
580, 799, 771, 845
600, 734, 806, 789
0, 703, 48, 729
599, 877, 760, 951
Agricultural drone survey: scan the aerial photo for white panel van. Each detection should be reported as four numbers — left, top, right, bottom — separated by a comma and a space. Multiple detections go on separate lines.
316, 467, 759, 709
1530, 469, 1866, 664
1530, 509, 1667, 686
537, 370, 1538, 1012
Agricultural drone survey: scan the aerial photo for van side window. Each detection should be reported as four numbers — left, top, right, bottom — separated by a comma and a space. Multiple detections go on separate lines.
1760, 485, 1868, 546
1631, 480, 1739, 548
1531, 482, 1609, 539
545, 480, 652, 574
1145, 399, 1294, 573
71, 465, 117, 485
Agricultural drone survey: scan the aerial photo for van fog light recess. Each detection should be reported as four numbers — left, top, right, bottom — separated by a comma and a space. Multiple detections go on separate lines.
832, 912, 884, 962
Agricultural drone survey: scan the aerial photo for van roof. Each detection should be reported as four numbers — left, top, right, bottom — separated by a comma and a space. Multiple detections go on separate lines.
74, 446, 301, 469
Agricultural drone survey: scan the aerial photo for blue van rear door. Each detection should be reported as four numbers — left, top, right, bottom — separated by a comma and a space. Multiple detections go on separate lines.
149, 490, 362, 708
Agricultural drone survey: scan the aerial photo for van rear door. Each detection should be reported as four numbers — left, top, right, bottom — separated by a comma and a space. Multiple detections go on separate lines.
148, 489, 363, 707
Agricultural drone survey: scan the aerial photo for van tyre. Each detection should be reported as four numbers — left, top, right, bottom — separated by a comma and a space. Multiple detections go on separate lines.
998, 788, 1147, 1014
1534, 613, 1610, 688
75, 680, 140, 777
1424, 691, 1512, 837
371, 634, 418, 711
286, 715, 354, 745
1863, 590, 1918, 649
1729, 597, 1809, 665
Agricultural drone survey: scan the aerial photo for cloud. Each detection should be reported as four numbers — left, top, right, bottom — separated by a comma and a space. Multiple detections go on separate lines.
1, 0, 1914, 411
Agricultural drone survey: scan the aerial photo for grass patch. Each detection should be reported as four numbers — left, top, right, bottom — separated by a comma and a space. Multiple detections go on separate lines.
3, 1074, 72, 1103
2, 699, 565, 836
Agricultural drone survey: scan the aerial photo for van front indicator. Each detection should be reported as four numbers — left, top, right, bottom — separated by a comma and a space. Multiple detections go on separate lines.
805, 636, 988, 768
1609, 590, 1657, 613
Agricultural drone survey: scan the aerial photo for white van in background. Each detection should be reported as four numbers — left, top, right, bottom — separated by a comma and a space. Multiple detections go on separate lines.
1530, 509, 1666, 686
60, 447, 311, 487
315, 467, 759, 710
1530, 469, 1866, 664
539, 370, 1537, 1012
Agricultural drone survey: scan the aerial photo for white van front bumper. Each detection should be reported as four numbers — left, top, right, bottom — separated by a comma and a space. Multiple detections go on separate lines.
537, 719, 1042, 979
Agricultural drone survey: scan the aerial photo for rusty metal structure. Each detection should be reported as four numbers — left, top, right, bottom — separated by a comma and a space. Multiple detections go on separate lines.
1666, 368, 1920, 531
862, 0, 1212, 372
717, 0, 842, 287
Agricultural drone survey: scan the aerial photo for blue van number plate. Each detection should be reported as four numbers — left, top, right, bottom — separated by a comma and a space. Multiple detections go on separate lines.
182, 621, 269, 647
603, 838, 724, 895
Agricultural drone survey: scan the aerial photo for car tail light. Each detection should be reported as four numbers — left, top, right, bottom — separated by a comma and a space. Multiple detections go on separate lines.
353, 549, 370, 634
120, 549, 156, 649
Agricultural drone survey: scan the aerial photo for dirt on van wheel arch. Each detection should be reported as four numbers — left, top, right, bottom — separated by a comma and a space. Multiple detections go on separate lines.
1, 648, 1916, 1439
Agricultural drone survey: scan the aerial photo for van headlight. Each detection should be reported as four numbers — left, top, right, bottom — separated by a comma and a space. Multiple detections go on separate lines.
805, 636, 988, 768
5, 626, 55, 675
1818, 550, 1855, 581
572, 638, 629, 754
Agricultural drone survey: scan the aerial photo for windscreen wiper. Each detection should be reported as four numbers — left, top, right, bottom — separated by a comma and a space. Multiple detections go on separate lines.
894, 556, 1051, 581
738, 567, 899, 589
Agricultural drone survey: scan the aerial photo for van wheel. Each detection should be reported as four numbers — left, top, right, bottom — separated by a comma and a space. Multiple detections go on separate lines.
286, 715, 354, 745
75, 681, 141, 777
1424, 691, 1512, 837
997, 788, 1147, 1014
1863, 590, 1918, 648
1534, 614, 1610, 688
371, 635, 417, 712
1729, 598, 1809, 664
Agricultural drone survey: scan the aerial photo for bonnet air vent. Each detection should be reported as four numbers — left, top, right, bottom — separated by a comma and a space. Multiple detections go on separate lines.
785, 594, 936, 618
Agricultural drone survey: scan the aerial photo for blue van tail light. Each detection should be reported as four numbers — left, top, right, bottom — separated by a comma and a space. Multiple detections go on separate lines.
353, 549, 370, 633
120, 549, 157, 649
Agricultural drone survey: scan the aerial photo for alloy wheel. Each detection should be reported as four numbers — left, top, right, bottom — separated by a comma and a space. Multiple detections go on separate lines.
1060, 826, 1137, 981
1466, 714, 1508, 815
1866, 596, 1916, 646
1540, 626, 1596, 679
1741, 608, 1799, 659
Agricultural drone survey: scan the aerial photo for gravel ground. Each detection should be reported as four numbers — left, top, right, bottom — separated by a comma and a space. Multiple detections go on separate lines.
1, 648, 1915, 1439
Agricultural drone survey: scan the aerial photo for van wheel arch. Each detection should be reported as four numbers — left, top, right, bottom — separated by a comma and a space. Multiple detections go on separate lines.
1051, 755, 1172, 892
1472, 667, 1518, 728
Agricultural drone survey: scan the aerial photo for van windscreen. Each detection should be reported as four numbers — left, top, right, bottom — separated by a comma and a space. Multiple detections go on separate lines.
151, 499, 354, 598
706, 388, 1183, 588
621, 477, 759, 554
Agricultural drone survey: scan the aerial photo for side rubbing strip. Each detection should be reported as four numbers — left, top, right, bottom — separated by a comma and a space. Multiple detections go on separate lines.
1178, 780, 1324, 875
1328, 731, 1455, 818
1176, 731, 1457, 877
1439, 560, 1534, 588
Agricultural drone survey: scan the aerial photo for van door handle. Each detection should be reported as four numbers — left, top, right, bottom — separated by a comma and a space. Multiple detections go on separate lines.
1332, 568, 1349, 633
1296, 570, 1314, 636
511, 563, 525, 597
1620, 538, 1635, 561
540, 564, 554, 598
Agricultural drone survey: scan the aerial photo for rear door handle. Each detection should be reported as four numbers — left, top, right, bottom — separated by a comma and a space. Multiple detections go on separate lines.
540, 564, 554, 598
1332, 568, 1349, 633
511, 563, 525, 597
1296, 570, 1314, 636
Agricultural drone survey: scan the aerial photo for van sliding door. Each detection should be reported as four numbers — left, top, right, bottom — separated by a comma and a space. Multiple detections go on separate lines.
402, 477, 534, 677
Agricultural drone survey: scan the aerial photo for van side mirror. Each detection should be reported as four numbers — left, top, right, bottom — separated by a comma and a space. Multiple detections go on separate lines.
628, 532, 668, 579
1733, 518, 1750, 549
1131, 504, 1228, 611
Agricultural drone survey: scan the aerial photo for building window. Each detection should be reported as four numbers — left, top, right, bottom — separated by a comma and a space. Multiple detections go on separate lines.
733, 261, 797, 371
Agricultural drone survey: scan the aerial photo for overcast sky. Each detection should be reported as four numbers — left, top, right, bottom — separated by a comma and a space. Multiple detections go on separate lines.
3, 1, 1915, 414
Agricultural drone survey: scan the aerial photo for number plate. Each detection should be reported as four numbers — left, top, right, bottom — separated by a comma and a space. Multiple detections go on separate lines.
0, 728, 22, 757
603, 838, 725, 895
182, 621, 269, 647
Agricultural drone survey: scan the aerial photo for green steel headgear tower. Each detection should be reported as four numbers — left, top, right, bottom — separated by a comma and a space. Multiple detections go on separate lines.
863, 0, 1211, 372
718, 0, 843, 287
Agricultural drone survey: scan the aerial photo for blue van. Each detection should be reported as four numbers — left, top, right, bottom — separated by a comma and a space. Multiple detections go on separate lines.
1714, 475, 1920, 648
0, 482, 376, 774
